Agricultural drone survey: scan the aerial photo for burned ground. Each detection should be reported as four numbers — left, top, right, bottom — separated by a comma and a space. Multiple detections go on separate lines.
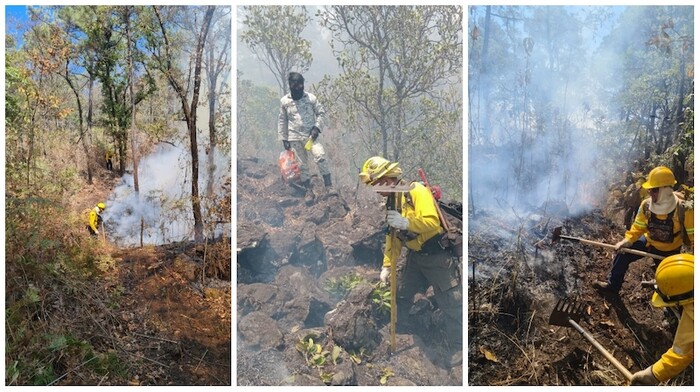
467, 205, 693, 386
25, 169, 233, 386
236, 156, 463, 386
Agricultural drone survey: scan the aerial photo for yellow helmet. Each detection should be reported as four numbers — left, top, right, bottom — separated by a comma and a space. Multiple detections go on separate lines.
652, 253, 694, 307
359, 156, 402, 185
97, 202, 106, 210
642, 166, 676, 189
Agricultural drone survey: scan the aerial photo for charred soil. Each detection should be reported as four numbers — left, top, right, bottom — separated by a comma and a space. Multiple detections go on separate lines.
237, 156, 463, 386
37, 168, 231, 385
467, 206, 693, 386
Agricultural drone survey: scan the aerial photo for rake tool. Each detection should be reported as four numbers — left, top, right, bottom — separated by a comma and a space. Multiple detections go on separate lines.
552, 227, 664, 261
549, 298, 633, 382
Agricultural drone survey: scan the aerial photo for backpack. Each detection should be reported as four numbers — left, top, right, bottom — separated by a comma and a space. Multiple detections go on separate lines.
642, 191, 691, 246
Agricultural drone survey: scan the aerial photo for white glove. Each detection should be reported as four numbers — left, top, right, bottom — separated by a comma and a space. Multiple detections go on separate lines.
380, 267, 391, 284
387, 210, 409, 230
95, 230, 99, 235
630, 366, 658, 385
614, 239, 631, 251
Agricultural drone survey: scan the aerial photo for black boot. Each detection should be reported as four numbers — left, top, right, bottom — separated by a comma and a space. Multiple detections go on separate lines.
323, 174, 338, 196
303, 180, 315, 205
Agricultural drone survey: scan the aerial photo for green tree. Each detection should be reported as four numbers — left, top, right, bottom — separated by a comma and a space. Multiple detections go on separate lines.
204, 7, 232, 199
240, 5, 313, 95
318, 6, 462, 162
148, 5, 216, 242
7, 11, 78, 197
236, 74, 279, 159
316, 5, 463, 198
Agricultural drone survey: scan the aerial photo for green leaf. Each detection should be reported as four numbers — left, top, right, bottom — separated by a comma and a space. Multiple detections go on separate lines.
331, 345, 341, 365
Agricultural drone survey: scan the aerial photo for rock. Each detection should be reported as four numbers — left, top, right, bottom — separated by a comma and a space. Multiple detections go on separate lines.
238, 157, 267, 179
290, 227, 325, 276
257, 201, 284, 227
388, 377, 417, 386
238, 311, 284, 350
281, 373, 326, 386
379, 333, 453, 386
324, 282, 381, 352
329, 360, 355, 385
237, 348, 291, 386
236, 156, 464, 385
237, 226, 278, 284
273, 266, 333, 328
307, 205, 329, 224
237, 283, 280, 317
350, 230, 385, 266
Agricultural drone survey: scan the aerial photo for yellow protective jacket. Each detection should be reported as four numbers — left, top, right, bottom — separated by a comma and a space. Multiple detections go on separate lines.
88, 206, 102, 233
652, 303, 694, 382
625, 197, 694, 251
382, 182, 443, 268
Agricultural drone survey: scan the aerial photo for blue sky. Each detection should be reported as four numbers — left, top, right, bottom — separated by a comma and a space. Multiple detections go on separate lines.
5, 5, 30, 47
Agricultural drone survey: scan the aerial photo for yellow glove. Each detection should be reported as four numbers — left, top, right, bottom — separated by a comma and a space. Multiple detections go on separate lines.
630, 366, 658, 386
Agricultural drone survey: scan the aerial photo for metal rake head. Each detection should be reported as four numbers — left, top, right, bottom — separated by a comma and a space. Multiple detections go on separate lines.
548, 298, 587, 327
551, 226, 563, 243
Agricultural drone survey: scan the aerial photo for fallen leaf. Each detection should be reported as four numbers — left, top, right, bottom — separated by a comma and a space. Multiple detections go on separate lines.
599, 320, 616, 328
480, 346, 500, 363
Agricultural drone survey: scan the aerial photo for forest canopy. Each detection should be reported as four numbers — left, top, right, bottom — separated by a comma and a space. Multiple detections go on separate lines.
468, 5, 693, 215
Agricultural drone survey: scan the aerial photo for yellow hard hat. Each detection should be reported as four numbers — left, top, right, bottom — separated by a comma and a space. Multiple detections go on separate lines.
652, 253, 694, 307
359, 156, 402, 185
642, 166, 676, 189
97, 202, 106, 210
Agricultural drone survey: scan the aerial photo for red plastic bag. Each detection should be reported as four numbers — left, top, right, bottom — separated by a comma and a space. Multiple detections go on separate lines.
279, 149, 301, 183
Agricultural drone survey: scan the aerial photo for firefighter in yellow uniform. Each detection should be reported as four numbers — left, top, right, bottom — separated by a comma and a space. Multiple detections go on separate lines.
594, 166, 694, 294
105, 149, 114, 171
631, 253, 694, 385
88, 202, 106, 237
359, 156, 462, 351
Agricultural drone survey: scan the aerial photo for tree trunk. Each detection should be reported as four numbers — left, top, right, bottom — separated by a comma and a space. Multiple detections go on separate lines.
63, 64, 93, 185
187, 6, 215, 242
154, 5, 215, 242
480, 5, 492, 142
126, 7, 143, 246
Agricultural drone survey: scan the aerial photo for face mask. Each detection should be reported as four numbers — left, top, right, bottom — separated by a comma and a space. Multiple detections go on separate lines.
649, 187, 677, 215
289, 78, 304, 100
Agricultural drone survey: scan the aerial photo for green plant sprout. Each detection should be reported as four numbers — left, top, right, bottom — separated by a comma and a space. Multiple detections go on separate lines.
372, 285, 392, 315
324, 273, 367, 298
379, 367, 395, 385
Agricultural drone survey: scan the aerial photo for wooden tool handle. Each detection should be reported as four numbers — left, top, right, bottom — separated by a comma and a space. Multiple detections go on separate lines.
568, 318, 633, 381
559, 235, 665, 261
387, 193, 398, 354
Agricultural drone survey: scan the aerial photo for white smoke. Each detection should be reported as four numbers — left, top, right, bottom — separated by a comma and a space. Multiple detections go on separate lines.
103, 142, 230, 247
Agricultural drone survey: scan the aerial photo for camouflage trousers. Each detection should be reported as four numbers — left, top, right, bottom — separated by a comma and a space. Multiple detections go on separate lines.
288, 140, 330, 182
